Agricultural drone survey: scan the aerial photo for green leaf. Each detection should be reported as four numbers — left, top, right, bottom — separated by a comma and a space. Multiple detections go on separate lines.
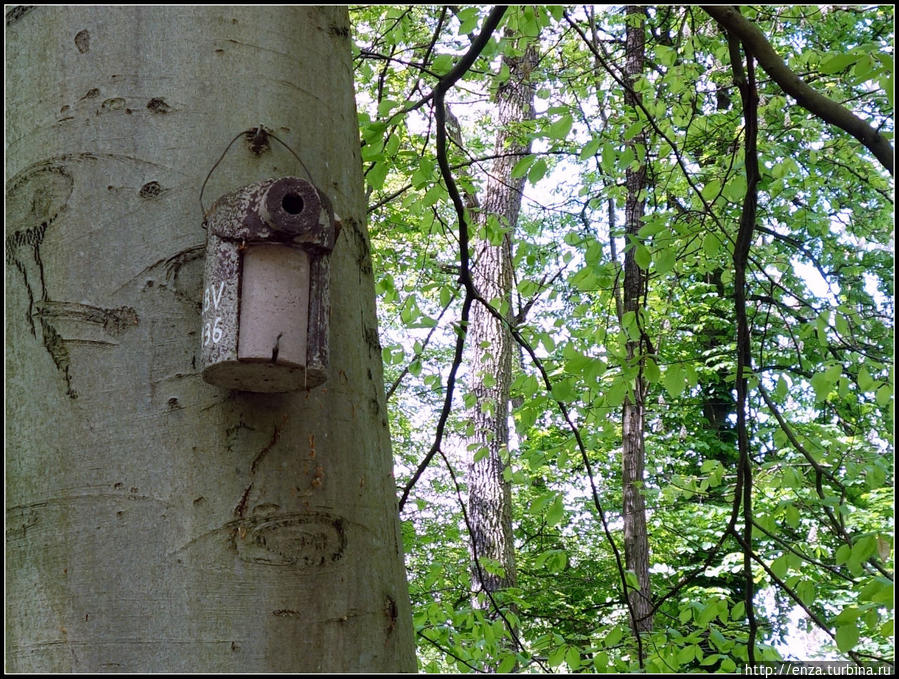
606, 377, 627, 407
836, 622, 859, 653
797, 580, 816, 607
367, 161, 389, 190
701, 179, 722, 201
604, 625, 623, 648
710, 627, 728, 651
439, 285, 453, 308
835, 544, 851, 566
565, 646, 581, 671
835, 606, 862, 624
548, 114, 573, 141
546, 495, 564, 526
624, 120, 645, 140
702, 232, 720, 258
698, 601, 719, 626
579, 137, 602, 160
624, 570, 640, 590
511, 154, 536, 179
656, 44, 677, 67
551, 378, 577, 403
859, 577, 892, 603
820, 52, 858, 74
785, 503, 801, 528
810, 371, 833, 402
601, 143, 616, 173
547, 645, 566, 668
497, 654, 516, 674
825, 363, 842, 383
644, 357, 660, 384
655, 246, 676, 274
775, 375, 789, 399
528, 157, 548, 184
663, 364, 685, 397
723, 174, 747, 202
432, 53, 455, 76
456, 6, 480, 34
858, 366, 875, 391
677, 644, 696, 665
865, 464, 885, 490
634, 244, 651, 270
875, 384, 892, 407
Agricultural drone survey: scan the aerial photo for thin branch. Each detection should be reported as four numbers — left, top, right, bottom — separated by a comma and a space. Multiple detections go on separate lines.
398, 6, 508, 512
563, 11, 732, 246
750, 519, 857, 583
437, 448, 548, 672
702, 5, 893, 174
728, 528, 876, 667
757, 384, 892, 579
417, 629, 484, 673
386, 289, 458, 402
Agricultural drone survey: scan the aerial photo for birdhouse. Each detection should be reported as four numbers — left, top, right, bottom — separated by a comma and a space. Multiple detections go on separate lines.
199, 177, 336, 392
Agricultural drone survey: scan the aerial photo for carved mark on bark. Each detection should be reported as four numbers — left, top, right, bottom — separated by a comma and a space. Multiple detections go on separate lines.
6, 161, 73, 331
127, 243, 205, 311
139, 181, 164, 199
5, 5, 35, 26
272, 609, 302, 617
328, 22, 350, 39
34, 301, 139, 338
73, 29, 90, 52
251, 421, 282, 474
384, 594, 398, 636
363, 325, 381, 356
232, 419, 285, 518
146, 97, 172, 114
5, 161, 87, 397
231, 512, 347, 567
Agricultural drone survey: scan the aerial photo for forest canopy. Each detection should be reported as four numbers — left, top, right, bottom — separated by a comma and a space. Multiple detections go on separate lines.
350, 5, 894, 673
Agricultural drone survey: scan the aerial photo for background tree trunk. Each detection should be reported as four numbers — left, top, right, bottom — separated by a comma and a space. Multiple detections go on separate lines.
621, 5, 654, 635
5, 6, 415, 672
465, 40, 538, 609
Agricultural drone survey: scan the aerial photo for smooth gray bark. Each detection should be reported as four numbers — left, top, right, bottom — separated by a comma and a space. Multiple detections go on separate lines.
5, 6, 415, 672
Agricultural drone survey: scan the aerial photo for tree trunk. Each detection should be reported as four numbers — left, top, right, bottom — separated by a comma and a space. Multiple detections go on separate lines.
5, 6, 415, 672
466, 40, 537, 603
621, 5, 654, 635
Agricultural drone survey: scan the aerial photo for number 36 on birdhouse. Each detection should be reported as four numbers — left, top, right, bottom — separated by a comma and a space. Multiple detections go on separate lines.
199, 177, 337, 392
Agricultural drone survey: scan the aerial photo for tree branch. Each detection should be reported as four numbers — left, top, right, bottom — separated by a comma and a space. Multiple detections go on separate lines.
726, 26, 760, 665
702, 5, 893, 174
397, 6, 507, 513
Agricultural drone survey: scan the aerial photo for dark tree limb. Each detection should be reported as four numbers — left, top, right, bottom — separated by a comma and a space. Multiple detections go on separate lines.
725, 24, 760, 665
702, 5, 893, 175
398, 6, 507, 512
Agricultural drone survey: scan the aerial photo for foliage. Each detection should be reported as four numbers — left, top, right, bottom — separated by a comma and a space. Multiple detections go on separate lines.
351, 5, 893, 672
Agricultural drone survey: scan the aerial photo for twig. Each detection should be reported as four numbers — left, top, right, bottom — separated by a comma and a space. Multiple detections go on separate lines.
398, 6, 508, 512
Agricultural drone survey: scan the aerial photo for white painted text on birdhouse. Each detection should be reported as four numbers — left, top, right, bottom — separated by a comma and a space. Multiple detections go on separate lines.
199, 177, 337, 393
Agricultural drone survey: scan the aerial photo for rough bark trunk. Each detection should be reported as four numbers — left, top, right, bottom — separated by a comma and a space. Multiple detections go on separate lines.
621, 5, 654, 635
5, 6, 415, 672
466, 40, 537, 602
